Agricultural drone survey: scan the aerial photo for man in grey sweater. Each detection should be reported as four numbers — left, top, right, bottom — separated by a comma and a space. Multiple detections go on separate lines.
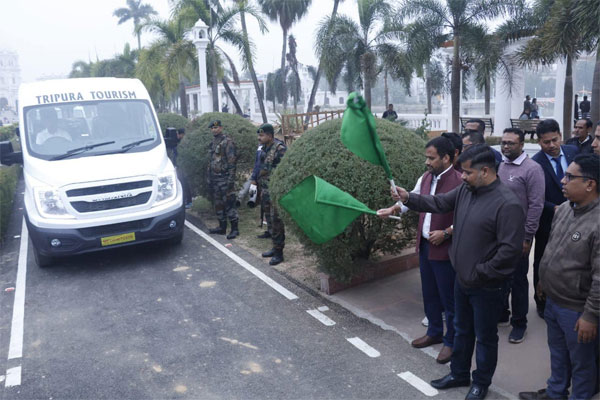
519, 154, 599, 400
497, 128, 545, 343
384, 145, 524, 400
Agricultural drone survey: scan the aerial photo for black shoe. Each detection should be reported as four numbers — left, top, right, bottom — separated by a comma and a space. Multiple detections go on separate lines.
262, 248, 276, 258
465, 385, 488, 400
518, 389, 552, 400
257, 231, 271, 239
431, 374, 470, 390
209, 221, 227, 235
269, 251, 284, 265
226, 221, 239, 239
536, 306, 545, 319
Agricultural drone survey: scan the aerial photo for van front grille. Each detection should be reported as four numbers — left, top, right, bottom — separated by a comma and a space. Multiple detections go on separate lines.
70, 192, 151, 213
66, 180, 152, 196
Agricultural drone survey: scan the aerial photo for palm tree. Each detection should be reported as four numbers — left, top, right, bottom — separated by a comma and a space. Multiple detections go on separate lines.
317, 0, 412, 109
403, 0, 517, 132
573, 0, 599, 124
113, 0, 158, 50
286, 35, 302, 113
305, 0, 345, 120
69, 61, 93, 78
139, 17, 197, 118
234, 0, 269, 123
503, 0, 598, 138
258, 0, 312, 111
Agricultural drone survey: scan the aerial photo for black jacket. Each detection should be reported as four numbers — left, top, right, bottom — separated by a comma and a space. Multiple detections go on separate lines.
406, 179, 525, 288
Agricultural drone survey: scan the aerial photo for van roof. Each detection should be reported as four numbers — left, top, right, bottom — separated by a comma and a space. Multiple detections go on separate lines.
19, 77, 149, 108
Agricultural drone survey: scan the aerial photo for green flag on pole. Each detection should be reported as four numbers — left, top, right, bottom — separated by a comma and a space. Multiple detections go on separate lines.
341, 92, 393, 180
279, 175, 377, 244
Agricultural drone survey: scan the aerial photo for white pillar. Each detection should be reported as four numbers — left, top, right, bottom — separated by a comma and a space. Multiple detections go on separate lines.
554, 58, 567, 131
494, 67, 512, 135
192, 20, 210, 115
510, 67, 525, 119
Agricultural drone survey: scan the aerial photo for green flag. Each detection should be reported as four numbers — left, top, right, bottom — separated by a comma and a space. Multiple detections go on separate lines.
341, 92, 393, 179
279, 175, 377, 244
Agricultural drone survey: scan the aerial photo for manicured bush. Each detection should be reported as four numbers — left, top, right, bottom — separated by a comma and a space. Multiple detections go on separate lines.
157, 113, 189, 135
0, 165, 21, 241
269, 118, 426, 282
178, 112, 258, 198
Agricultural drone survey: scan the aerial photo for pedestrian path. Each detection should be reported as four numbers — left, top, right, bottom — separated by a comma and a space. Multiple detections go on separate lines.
329, 256, 551, 398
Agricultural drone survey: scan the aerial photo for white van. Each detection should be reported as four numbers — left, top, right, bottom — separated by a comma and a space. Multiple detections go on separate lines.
2, 77, 184, 266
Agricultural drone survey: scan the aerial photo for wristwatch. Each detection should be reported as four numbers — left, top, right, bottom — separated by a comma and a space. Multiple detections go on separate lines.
443, 229, 450, 240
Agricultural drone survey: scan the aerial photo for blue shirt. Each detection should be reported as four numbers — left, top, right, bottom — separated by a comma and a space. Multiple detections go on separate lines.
544, 150, 568, 177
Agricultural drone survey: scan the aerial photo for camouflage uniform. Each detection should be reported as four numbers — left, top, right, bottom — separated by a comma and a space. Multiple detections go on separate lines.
258, 140, 286, 250
208, 133, 238, 224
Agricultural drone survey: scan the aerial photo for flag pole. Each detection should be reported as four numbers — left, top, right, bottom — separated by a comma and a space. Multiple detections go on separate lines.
389, 179, 399, 195
388, 215, 401, 221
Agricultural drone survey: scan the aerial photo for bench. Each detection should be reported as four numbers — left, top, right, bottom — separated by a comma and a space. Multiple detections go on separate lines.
511, 119, 543, 140
460, 117, 494, 135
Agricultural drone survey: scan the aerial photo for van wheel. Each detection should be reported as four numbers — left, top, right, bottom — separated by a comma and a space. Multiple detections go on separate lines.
33, 246, 53, 268
167, 231, 184, 246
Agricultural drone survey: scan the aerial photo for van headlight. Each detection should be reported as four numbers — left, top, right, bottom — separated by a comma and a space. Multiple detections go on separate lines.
156, 172, 177, 203
33, 187, 72, 218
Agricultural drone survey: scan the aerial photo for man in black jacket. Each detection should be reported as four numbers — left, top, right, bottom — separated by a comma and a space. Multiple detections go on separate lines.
531, 119, 578, 317
389, 145, 525, 400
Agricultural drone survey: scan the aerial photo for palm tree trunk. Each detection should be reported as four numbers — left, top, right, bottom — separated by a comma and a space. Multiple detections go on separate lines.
221, 78, 243, 115
484, 75, 491, 115
209, 45, 219, 112
426, 64, 432, 114
451, 35, 461, 133
304, 0, 341, 122
137, 32, 142, 51
563, 54, 573, 140
384, 69, 389, 108
281, 27, 288, 110
240, 9, 267, 122
592, 45, 600, 124
179, 78, 188, 119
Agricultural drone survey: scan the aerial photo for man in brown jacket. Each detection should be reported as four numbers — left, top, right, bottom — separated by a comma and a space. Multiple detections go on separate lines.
519, 154, 599, 400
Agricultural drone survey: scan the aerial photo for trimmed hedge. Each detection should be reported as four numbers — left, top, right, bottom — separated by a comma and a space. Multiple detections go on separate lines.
269, 118, 426, 282
178, 112, 258, 198
157, 113, 189, 135
0, 165, 21, 241
0, 124, 16, 142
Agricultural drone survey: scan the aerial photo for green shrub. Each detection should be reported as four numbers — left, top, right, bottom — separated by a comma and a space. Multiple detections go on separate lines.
269, 118, 426, 282
0, 165, 21, 241
157, 113, 189, 135
0, 124, 17, 142
178, 112, 258, 198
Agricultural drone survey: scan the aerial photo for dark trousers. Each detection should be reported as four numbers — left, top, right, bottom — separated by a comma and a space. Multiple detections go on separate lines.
545, 298, 599, 400
419, 240, 455, 347
533, 226, 550, 312
176, 168, 192, 204
501, 255, 529, 328
262, 190, 285, 251
451, 280, 506, 388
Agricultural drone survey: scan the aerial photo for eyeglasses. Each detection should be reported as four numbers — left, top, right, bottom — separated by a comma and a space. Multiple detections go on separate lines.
501, 141, 520, 147
563, 173, 596, 182
210, 126, 220, 129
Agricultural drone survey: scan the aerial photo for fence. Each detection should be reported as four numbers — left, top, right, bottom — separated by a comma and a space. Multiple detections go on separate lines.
281, 110, 344, 144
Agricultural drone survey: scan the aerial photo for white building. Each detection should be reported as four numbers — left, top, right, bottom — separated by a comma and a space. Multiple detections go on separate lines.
0, 49, 21, 111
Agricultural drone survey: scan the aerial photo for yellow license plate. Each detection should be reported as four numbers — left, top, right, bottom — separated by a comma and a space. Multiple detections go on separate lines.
101, 232, 136, 246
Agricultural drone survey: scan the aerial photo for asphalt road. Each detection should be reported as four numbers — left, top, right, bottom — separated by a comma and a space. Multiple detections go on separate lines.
0, 183, 504, 399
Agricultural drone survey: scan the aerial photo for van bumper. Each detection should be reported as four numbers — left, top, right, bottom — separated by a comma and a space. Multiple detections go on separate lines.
26, 206, 186, 258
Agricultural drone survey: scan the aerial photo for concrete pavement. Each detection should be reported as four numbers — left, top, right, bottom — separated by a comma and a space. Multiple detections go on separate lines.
328, 252, 552, 398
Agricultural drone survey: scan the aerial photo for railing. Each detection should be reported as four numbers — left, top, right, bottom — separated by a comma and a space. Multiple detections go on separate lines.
281, 110, 344, 144
395, 114, 448, 130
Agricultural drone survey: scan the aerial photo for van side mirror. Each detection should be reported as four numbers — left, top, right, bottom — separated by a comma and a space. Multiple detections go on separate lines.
0, 141, 23, 165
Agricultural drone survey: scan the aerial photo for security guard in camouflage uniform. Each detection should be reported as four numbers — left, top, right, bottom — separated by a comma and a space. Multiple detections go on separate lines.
256, 124, 286, 265
207, 120, 239, 239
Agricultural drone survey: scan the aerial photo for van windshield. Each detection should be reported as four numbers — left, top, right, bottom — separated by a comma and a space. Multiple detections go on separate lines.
24, 100, 161, 160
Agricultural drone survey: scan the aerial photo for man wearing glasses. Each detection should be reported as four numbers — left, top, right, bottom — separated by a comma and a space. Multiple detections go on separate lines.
519, 154, 599, 400
497, 128, 545, 344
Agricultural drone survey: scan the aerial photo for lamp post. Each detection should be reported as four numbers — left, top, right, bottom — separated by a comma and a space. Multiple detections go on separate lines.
192, 19, 210, 115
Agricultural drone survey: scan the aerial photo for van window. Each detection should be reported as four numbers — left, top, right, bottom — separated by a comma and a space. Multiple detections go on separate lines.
23, 100, 160, 160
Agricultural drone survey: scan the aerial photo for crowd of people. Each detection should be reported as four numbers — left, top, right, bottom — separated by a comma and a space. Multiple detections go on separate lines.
378, 118, 599, 400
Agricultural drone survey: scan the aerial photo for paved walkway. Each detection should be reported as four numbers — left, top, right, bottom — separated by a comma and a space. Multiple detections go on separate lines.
328, 252, 551, 399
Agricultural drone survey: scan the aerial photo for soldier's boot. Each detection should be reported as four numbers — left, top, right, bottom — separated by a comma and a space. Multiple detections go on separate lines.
262, 248, 276, 258
226, 221, 239, 240
269, 250, 284, 266
209, 220, 227, 235
257, 231, 271, 239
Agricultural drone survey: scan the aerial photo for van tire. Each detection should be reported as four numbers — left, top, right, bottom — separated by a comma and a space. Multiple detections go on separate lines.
33, 246, 53, 268
167, 231, 184, 246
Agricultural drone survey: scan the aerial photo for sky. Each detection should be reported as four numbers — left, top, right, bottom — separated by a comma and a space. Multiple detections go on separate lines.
1, 0, 360, 83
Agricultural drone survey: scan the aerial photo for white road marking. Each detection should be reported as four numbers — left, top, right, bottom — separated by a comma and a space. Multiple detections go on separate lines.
398, 371, 439, 397
317, 306, 329, 312
306, 309, 336, 326
185, 220, 298, 300
8, 219, 28, 361
5, 366, 21, 387
346, 337, 380, 358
